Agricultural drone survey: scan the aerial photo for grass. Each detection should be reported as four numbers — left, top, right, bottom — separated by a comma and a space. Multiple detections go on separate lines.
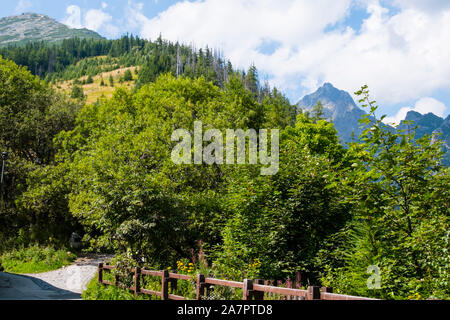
82, 277, 152, 300
55, 66, 139, 104
0, 245, 77, 274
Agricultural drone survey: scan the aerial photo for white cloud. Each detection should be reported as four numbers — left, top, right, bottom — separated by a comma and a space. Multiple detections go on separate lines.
14, 0, 32, 14
384, 97, 447, 125
62, 4, 119, 38
392, 0, 450, 12
126, 0, 450, 111
84, 9, 112, 32
415, 97, 447, 117
63, 5, 82, 28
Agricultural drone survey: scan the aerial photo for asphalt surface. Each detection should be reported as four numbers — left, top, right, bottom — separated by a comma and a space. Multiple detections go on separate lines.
0, 272, 80, 300
0, 254, 112, 300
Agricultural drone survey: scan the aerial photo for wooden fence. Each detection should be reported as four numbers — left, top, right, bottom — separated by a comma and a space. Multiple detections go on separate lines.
97, 263, 377, 301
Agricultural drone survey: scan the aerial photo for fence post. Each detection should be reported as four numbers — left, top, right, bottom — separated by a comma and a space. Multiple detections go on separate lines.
307, 286, 321, 300
253, 279, 264, 300
196, 274, 206, 300
97, 263, 103, 284
321, 287, 332, 300
134, 267, 141, 297
161, 270, 169, 300
172, 278, 178, 294
286, 278, 293, 300
243, 279, 254, 300
170, 272, 178, 294
295, 272, 302, 288
271, 280, 277, 299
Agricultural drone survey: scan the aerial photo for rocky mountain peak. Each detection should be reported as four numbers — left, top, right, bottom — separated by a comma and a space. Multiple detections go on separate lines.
0, 13, 103, 47
297, 82, 359, 121
296, 82, 367, 143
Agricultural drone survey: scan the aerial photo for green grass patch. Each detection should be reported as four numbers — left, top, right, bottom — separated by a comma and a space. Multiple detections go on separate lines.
0, 245, 77, 274
82, 277, 152, 300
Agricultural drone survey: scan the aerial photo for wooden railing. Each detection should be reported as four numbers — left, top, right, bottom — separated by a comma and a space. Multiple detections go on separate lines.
97, 263, 378, 300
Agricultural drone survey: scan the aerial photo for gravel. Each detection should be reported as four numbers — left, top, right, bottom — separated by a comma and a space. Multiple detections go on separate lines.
0, 254, 113, 300
23, 254, 114, 294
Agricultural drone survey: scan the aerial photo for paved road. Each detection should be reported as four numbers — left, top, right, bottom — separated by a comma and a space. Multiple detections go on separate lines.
0, 272, 80, 300
0, 254, 112, 300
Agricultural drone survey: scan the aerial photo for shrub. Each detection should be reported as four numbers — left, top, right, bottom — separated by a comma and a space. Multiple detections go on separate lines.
123, 69, 133, 82
82, 278, 151, 300
0, 245, 77, 273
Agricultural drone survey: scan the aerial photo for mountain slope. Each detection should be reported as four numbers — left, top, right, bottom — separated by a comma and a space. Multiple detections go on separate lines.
0, 13, 103, 47
399, 111, 450, 166
296, 82, 368, 143
297, 83, 450, 165
398, 111, 444, 139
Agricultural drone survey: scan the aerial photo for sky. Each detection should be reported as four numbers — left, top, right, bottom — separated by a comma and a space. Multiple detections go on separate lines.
2, 0, 450, 123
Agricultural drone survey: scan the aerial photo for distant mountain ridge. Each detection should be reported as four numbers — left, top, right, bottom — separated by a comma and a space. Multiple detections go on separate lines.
296, 83, 450, 166
296, 82, 370, 143
0, 13, 103, 47
400, 111, 450, 165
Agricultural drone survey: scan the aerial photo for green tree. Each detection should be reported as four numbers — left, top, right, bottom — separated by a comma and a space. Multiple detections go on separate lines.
24, 73, 298, 269
245, 65, 259, 98
0, 56, 79, 250
71, 85, 85, 100
214, 113, 349, 281
123, 69, 133, 82
318, 85, 450, 299
86, 75, 94, 84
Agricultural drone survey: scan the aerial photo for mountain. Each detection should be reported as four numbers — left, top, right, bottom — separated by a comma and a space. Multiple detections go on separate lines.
296, 83, 450, 166
399, 111, 450, 165
398, 111, 444, 138
296, 82, 368, 143
0, 13, 103, 47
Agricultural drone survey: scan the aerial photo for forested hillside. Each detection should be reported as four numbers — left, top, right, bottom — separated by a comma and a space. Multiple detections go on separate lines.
0, 35, 448, 300
0, 35, 256, 89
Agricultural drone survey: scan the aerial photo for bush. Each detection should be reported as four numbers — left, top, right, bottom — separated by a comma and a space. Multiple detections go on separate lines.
70, 85, 85, 100
86, 75, 94, 84
82, 278, 151, 300
0, 245, 77, 273
122, 70, 133, 82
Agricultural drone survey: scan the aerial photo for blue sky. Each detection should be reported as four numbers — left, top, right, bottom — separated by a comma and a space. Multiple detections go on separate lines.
2, 0, 450, 123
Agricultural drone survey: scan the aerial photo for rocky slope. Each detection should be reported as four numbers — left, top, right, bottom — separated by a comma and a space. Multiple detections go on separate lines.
296, 82, 369, 143
297, 83, 450, 165
0, 13, 103, 47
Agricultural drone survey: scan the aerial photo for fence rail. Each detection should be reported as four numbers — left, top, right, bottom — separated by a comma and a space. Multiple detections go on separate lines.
97, 263, 377, 301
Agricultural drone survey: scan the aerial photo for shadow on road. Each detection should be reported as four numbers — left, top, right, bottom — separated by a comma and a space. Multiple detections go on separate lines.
0, 272, 81, 300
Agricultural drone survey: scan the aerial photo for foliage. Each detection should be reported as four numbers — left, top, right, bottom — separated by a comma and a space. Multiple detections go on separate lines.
0, 245, 76, 273
70, 85, 85, 100
122, 69, 133, 82
214, 113, 349, 281
0, 56, 80, 251
82, 277, 151, 300
86, 75, 94, 84
317, 86, 450, 299
0, 36, 147, 79
18, 73, 296, 270
2, 39, 448, 300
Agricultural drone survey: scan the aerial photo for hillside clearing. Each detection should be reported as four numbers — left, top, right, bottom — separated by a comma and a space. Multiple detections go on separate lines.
55, 66, 139, 104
